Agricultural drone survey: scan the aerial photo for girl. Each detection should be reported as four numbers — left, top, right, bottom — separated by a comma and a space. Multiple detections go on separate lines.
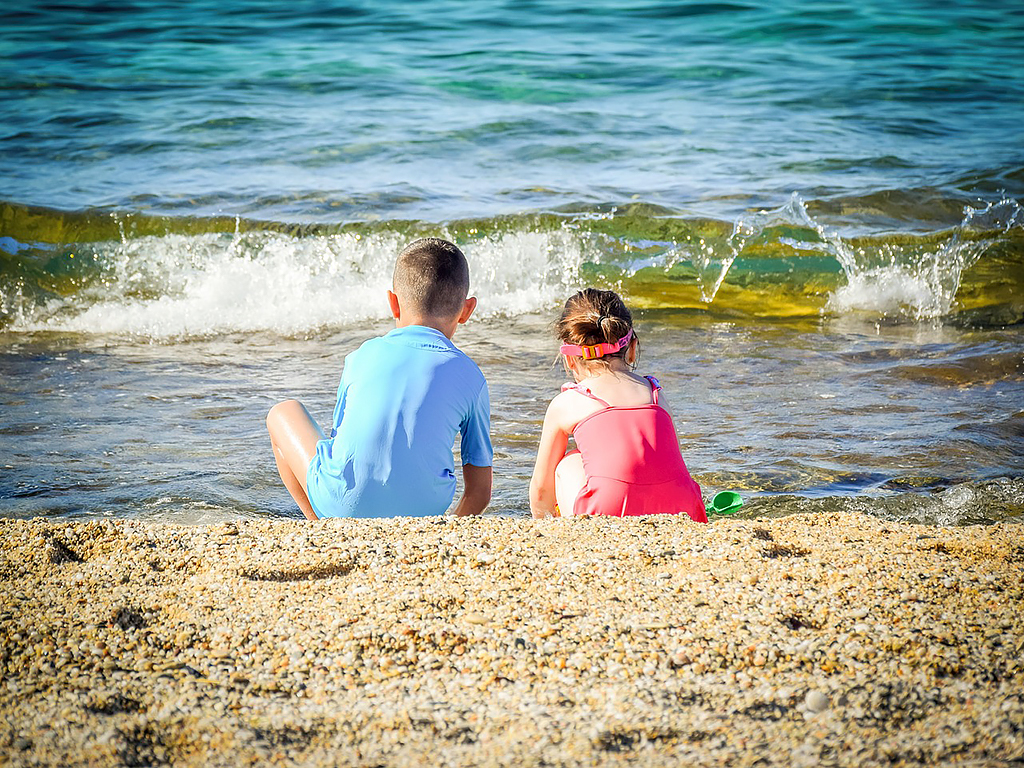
529, 288, 707, 521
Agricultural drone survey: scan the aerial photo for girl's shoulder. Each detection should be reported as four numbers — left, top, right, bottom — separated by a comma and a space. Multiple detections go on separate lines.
547, 382, 606, 427
558, 381, 612, 403
554, 382, 594, 406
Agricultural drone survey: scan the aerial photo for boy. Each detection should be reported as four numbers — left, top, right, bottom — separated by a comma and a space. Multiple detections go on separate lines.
266, 238, 493, 519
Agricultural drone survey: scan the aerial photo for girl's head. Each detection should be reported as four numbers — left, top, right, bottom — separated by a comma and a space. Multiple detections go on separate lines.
555, 288, 638, 375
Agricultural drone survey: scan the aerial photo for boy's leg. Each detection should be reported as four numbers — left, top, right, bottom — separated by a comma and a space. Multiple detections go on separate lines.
554, 450, 585, 517
266, 399, 325, 520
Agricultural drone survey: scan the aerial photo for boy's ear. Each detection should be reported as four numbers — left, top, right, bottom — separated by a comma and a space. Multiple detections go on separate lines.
457, 296, 477, 325
387, 290, 401, 319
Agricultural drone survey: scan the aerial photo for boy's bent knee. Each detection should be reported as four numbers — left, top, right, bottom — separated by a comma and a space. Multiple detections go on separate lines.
267, 399, 303, 430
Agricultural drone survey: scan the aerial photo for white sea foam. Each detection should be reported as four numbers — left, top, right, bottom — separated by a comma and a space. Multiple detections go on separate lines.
714, 194, 1023, 321
14, 226, 586, 338
828, 264, 956, 319
826, 198, 1022, 320
459, 226, 584, 317
9, 196, 1020, 335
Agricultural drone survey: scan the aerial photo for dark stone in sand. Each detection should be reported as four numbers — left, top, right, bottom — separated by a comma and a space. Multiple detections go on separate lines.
46, 536, 81, 564
111, 606, 147, 630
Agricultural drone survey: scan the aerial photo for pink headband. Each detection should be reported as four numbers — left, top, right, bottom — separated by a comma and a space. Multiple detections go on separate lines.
560, 329, 634, 360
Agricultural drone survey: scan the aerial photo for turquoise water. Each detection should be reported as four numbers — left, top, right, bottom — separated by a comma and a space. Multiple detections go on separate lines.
1, 1, 1023, 523
3, 1, 1023, 221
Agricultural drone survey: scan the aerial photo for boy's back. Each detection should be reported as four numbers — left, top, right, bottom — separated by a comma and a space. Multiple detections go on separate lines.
267, 237, 492, 520
306, 325, 491, 517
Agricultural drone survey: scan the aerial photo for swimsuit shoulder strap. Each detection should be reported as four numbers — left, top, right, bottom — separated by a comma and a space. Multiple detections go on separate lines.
561, 382, 611, 407
644, 375, 661, 405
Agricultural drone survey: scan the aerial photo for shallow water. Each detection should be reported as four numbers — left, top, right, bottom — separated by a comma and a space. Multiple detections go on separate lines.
1, 1, 1023, 524
2, 309, 1022, 524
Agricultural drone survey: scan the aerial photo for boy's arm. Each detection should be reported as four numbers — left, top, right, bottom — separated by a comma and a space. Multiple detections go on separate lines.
452, 464, 492, 516
452, 377, 492, 517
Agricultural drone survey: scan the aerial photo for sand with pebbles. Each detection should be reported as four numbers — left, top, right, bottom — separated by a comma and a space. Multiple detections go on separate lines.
1, 511, 1022, 767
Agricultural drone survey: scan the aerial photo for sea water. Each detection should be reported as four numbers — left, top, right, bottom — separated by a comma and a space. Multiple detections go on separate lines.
1, 1, 1022, 523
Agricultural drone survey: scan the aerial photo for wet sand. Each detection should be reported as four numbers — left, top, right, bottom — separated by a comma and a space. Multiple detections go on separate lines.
1, 512, 1022, 767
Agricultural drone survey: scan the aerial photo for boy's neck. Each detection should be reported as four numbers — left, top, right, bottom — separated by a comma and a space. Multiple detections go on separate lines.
387, 290, 474, 340
394, 314, 459, 340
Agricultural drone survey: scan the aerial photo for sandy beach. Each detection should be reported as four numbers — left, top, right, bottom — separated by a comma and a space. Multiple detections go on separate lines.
1, 511, 1021, 767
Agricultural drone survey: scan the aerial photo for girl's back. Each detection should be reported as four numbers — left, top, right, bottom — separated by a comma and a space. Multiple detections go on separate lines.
565, 377, 706, 520
529, 288, 707, 522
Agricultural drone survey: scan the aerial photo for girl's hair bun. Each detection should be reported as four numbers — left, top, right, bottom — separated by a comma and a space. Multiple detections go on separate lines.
556, 289, 634, 358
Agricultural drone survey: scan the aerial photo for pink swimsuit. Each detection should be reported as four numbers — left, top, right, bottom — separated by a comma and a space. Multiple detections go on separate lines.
565, 377, 707, 521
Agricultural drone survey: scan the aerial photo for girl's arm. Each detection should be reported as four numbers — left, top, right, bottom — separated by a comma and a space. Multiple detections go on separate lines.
529, 397, 572, 518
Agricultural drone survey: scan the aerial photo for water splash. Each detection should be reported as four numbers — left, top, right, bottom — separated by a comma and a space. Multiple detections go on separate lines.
691, 193, 1023, 321
453, 224, 586, 317
685, 232, 734, 302
4, 197, 1021, 335
689, 195, 837, 303
607, 222, 748, 303
7, 223, 588, 339
827, 197, 1023, 320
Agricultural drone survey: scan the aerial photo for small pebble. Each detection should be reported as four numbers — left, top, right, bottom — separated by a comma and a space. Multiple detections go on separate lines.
805, 690, 829, 713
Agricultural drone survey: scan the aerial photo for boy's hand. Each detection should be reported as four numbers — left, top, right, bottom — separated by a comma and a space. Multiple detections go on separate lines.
452, 464, 492, 516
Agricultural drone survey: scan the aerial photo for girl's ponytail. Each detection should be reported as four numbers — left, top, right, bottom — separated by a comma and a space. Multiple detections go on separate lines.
556, 289, 635, 363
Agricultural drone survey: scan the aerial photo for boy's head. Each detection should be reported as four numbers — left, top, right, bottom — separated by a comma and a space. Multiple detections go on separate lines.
392, 238, 471, 320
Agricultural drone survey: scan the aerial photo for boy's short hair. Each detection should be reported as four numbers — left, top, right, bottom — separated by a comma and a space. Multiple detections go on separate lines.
393, 238, 470, 318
